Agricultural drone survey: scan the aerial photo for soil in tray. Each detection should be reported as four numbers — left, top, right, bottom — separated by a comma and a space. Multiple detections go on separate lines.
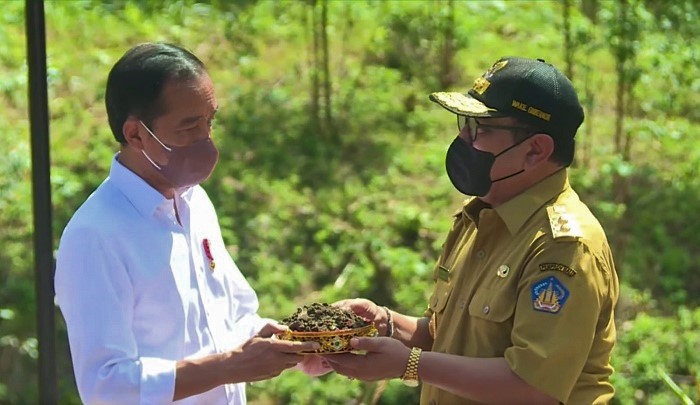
280, 303, 371, 332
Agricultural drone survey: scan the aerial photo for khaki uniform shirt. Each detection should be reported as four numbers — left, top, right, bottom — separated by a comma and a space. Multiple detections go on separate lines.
421, 170, 619, 405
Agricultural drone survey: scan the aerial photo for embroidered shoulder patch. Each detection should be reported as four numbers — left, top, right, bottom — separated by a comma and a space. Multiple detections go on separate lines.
539, 263, 577, 277
531, 276, 570, 314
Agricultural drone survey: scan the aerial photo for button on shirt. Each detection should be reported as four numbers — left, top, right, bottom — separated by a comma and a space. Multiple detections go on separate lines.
422, 170, 619, 405
55, 155, 267, 404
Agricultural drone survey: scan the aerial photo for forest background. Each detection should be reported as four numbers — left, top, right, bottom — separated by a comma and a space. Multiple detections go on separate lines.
0, 0, 698, 404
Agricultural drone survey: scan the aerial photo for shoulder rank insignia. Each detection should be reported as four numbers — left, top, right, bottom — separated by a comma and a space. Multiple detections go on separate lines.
546, 205, 583, 240
531, 276, 570, 314
539, 263, 577, 277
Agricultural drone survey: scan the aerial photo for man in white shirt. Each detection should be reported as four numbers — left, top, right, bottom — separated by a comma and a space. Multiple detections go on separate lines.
55, 42, 318, 404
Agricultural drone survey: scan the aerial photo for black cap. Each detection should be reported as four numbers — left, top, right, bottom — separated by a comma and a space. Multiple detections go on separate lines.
429, 57, 584, 139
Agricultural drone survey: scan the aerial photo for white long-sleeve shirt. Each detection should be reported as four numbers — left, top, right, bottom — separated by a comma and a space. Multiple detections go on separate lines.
55, 155, 267, 404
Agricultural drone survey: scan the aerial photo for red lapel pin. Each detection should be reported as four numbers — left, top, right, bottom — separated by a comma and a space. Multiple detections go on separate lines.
203, 239, 216, 271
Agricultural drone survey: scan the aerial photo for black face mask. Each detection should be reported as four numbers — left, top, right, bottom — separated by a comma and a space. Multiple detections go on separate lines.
445, 136, 531, 196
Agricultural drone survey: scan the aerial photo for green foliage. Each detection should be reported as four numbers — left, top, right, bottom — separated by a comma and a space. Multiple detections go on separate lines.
572, 116, 700, 310
1, 0, 699, 403
611, 303, 700, 404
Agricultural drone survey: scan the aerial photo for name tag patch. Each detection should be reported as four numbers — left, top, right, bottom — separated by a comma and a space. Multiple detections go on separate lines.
539, 262, 576, 277
531, 276, 569, 314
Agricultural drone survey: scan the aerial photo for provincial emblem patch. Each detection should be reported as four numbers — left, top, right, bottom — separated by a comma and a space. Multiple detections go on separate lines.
531, 276, 570, 314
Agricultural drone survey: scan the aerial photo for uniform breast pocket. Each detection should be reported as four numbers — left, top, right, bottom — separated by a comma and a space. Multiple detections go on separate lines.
429, 279, 454, 314
468, 287, 517, 323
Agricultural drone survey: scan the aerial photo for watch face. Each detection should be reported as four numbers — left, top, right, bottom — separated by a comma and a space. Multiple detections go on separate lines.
402, 379, 420, 388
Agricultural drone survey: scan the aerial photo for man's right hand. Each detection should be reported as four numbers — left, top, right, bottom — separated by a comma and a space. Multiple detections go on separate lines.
333, 298, 389, 336
174, 322, 319, 400
225, 322, 319, 383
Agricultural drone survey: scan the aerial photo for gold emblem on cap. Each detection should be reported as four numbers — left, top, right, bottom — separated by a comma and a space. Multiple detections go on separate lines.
472, 60, 508, 95
497, 265, 510, 278
485, 60, 508, 78
472, 77, 490, 95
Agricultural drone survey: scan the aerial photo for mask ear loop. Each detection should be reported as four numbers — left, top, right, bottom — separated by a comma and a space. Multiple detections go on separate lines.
139, 120, 172, 170
493, 132, 535, 159
141, 150, 162, 170
490, 132, 537, 183
491, 169, 524, 183
139, 120, 173, 151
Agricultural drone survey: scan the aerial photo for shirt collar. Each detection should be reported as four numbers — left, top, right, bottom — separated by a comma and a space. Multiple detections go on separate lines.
463, 197, 490, 225
494, 169, 570, 235
108, 153, 185, 218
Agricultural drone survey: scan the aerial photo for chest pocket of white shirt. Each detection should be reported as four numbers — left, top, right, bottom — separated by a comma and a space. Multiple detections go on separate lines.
468, 287, 517, 323
429, 279, 453, 314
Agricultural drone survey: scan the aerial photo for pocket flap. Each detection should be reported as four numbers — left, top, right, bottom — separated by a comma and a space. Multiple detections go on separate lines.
468, 287, 516, 322
428, 280, 453, 314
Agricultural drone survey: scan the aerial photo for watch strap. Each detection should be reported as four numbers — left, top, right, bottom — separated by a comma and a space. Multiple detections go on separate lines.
401, 347, 422, 386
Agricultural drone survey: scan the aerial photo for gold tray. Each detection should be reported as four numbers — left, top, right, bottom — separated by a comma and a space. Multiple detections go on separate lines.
276, 324, 378, 354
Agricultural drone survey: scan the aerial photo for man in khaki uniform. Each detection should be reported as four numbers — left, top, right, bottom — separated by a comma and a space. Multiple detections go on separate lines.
318, 57, 619, 404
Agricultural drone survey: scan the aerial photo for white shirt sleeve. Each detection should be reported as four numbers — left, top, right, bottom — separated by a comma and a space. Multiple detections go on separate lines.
55, 226, 176, 405
238, 313, 275, 337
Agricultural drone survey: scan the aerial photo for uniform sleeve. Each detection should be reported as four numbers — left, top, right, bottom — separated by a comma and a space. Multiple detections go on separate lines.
55, 227, 176, 405
504, 240, 611, 403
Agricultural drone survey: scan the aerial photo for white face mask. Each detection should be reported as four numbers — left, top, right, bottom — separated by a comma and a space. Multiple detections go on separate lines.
139, 120, 219, 188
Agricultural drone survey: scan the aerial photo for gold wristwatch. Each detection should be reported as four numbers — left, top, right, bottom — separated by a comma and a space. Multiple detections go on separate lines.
401, 347, 422, 387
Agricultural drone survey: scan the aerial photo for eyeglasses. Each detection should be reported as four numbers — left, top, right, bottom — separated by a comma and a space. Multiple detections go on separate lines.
457, 115, 533, 142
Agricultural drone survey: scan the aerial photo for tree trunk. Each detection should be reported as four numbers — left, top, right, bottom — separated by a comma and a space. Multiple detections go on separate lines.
580, 0, 599, 23
580, 65, 593, 168
613, 0, 629, 158
439, 0, 457, 88
562, 0, 575, 80
309, 0, 321, 135
611, 0, 633, 280
623, 79, 634, 161
614, 62, 625, 157
321, 0, 333, 137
